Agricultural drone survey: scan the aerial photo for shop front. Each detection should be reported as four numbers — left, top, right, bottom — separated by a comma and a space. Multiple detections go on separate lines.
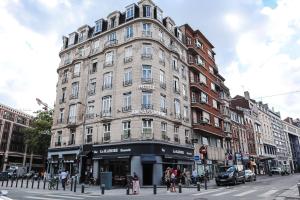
92, 141, 194, 186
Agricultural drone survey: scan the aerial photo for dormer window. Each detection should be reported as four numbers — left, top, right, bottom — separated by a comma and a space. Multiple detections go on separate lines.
95, 20, 102, 33
195, 39, 203, 49
69, 33, 76, 46
126, 6, 134, 20
143, 5, 151, 17
157, 9, 163, 22
110, 17, 116, 29
78, 31, 85, 43
177, 30, 182, 42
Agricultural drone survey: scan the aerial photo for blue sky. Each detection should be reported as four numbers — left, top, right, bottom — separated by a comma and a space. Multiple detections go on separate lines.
0, 0, 300, 119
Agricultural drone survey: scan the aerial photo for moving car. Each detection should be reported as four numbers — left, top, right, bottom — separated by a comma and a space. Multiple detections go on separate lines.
215, 165, 246, 186
245, 169, 256, 182
271, 167, 282, 174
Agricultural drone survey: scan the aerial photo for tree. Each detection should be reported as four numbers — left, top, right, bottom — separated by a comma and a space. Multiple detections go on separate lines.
24, 110, 53, 163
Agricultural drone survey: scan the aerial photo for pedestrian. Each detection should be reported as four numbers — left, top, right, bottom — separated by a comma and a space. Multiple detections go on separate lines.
165, 167, 171, 192
192, 168, 198, 185
60, 170, 68, 190
132, 172, 140, 195
170, 168, 177, 192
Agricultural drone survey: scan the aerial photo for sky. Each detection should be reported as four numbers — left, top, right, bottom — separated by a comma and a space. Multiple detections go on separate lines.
0, 0, 299, 119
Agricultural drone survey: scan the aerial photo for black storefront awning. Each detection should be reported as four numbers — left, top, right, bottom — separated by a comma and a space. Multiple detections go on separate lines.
141, 155, 157, 164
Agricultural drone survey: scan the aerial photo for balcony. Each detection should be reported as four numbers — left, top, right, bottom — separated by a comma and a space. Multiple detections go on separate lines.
56, 119, 64, 124
160, 82, 166, 89
100, 110, 112, 120
68, 140, 75, 145
141, 104, 153, 110
64, 59, 71, 65
173, 87, 180, 94
141, 53, 152, 60
161, 132, 170, 141
121, 131, 131, 140
104, 39, 118, 48
141, 77, 153, 84
54, 142, 61, 147
67, 117, 76, 126
160, 107, 167, 114
103, 132, 111, 143
183, 117, 189, 123
169, 44, 179, 54
62, 78, 68, 84
174, 135, 180, 143
102, 84, 112, 90
88, 90, 95, 96
142, 31, 152, 37
122, 106, 132, 112
124, 56, 133, 63
103, 60, 114, 67
91, 48, 100, 55
85, 113, 95, 120
141, 130, 152, 140
72, 72, 80, 78
59, 98, 65, 104
69, 94, 78, 100
123, 80, 132, 87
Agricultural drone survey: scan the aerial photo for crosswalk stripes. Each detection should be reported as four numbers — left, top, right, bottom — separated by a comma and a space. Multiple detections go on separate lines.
45, 194, 83, 199
233, 189, 257, 197
258, 189, 278, 197
25, 196, 65, 200
211, 190, 237, 196
192, 188, 225, 196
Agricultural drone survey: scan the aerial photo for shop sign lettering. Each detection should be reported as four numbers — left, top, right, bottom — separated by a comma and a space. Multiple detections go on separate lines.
173, 149, 184, 154
131, 109, 166, 117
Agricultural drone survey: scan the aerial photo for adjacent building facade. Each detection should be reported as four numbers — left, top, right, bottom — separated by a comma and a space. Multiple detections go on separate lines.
0, 103, 44, 172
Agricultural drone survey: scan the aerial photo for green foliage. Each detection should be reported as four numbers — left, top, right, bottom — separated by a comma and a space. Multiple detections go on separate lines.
24, 109, 53, 155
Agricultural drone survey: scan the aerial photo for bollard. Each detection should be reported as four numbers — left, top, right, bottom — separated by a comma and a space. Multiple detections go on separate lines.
81, 184, 84, 193
204, 177, 207, 190
43, 179, 46, 190
56, 178, 59, 190
74, 176, 77, 192
1, 179, 4, 187
101, 184, 105, 195
197, 182, 200, 191
153, 184, 157, 195
15, 178, 19, 187
70, 178, 73, 191
297, 183, 300, 196
31, 178, 34, 189
6, 179, 8, 187
26, 178, 29, 188
37, 178, 40, 189
11, 178, 14, 187
126, 186, 130, 195
21, 178, 24, 188
178, 183, 182, 193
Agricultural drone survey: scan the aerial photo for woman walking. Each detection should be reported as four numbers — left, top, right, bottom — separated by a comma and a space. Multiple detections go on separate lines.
165, 167, 171, 192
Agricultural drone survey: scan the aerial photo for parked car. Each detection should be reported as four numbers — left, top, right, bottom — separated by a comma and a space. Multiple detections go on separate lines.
245, 170, 256, 182
24, 171, 35, 179
271, 167, 282, 174
215, 165, 246, 186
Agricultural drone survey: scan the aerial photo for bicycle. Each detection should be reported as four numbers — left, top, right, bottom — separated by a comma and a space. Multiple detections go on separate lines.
48, 177, 59, 190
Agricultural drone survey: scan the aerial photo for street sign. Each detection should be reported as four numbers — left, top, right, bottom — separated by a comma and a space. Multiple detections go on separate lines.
194, 155, 200, 161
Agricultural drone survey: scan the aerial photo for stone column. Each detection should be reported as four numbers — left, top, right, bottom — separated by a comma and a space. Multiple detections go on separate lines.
131, 156, 142, 184
3, 122, 13, 171
153, 156, 163, 185
93, 159, 99, 179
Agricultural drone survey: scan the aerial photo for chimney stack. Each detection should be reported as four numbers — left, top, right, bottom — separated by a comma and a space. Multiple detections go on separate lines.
244, 91, 250, 100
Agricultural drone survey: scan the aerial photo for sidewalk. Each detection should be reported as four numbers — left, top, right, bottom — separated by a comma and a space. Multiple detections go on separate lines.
276, 184, 300, 200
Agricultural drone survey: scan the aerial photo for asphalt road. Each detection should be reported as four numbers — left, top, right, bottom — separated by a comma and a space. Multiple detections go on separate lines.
1, 174, 299, 200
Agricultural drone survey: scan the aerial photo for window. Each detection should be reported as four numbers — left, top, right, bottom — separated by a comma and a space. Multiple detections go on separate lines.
125, 25, 133, 38
212, 99, 218, 109
93, 40, 100, 50
202, 136, 208, 145
177, 30, 183, 41
160, 94, 166, 112
144, 5, 151, 17
78, 31, 85, 42
142, 119, 152, 136
69, 33, 75, 46
110, 17, 116, 28
71, 82, 79, 98
90, 60, 97, 74
211, 82, 216, 91
196, 55, 204, 66
195, 39, 203, 48
62, 69, 68, 82
95, 20, 102, 33
125, 46, 133, 60
105, 51, 114, 65
214, 117, 219, 127
202, 111, 210, 123
73, 63, 81, 77
173, 76, 180, 93
108, 32, 116, 42
142, 65, 152, 81
142, 92, 152, 109
199, 73, 207, 84
161, 122, 167, 138
183, 106, 188, 119
126, 6, 134, 19
174, 125, 179, 133
142, 43, 152, 57
78, 47, 84, 56
187, 37, 191, 45
59, 109, 64, 123
123, 121, 131, 139
102, 96, 112, 114
174, 99, 181, 117
207, 49, 213, 58
103, 72, 112, 89
142, 23, 151, 36
182, 84, 187, 98
57, 131, 62, 144
61, 88, 66, 102
181, 66, 187, 79
70, 129, 75, 144
157, 9, 163, 21
103, 123, 111, 141
89, 78, 96, 95
87, 105, 94, 115
123, 92, 132, 111
86, 126, 93, 143
68, 104, 76, 123
124, 68, 132, 86
158, 29, 164, 42
172, 57, 178, 71
159, 70, 165, 88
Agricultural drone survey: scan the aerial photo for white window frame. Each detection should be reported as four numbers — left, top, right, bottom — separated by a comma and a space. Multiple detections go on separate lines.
214, 117, 220, 127
201, 92, 208, 103
95, 20, 102, 33
124, 68, 132, 83
126, 6, 134, 19
103, 72, 112, 88
145, 5, 151, 17
105, 51, 114, 64
199, 73, 207, 84
202, 111, 210, 123
142, 119, 153, 135
102, 96, 112, 112
142, 92, 152, 105
160, 95, 166, 109
211, 82, 216, 91
174, 99, 181, 115
71, 82, 79, 97
125, 25, 133, 38
159, 70, 165, 84
125, 46, 133, 58
142, 65, 152, 79
123, 92, 132, 107
212, 99, 218, 109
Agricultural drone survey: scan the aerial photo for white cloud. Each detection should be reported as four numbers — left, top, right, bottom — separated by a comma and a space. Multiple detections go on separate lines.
224, 13, 243, 31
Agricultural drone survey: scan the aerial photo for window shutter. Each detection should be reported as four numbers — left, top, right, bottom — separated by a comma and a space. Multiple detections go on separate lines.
143, 6, 146, 17
154, 7, 157, 19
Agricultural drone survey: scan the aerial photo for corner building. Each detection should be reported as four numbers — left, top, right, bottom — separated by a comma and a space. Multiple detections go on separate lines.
49, 0, 193, 186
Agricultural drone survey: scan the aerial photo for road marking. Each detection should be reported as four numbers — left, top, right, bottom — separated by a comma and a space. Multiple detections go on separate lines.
259, 189, 278, 197
0, 196, 14, 200
212, 189, 237, 196
192, 188, 224, 196
25, 196, 64, 200
234, 189, 257, 197
46, 194, 83, 199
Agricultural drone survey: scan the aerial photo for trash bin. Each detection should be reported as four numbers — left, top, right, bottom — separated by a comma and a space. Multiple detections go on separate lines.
100, 172, 112, 190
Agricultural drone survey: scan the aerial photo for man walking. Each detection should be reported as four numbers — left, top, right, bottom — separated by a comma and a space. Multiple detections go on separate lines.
60, 170, 68, 190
